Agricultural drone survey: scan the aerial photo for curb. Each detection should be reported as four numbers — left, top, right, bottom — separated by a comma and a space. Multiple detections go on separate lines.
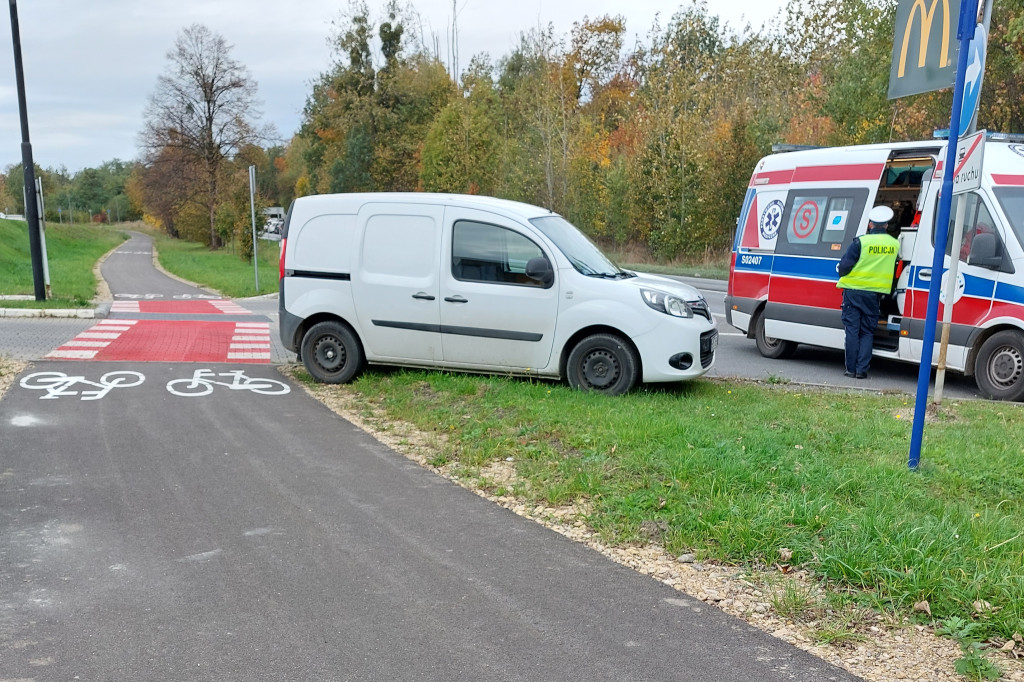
0, 306, 105, 319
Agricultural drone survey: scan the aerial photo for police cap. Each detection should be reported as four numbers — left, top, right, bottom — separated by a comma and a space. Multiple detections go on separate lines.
868, 205, 895, 224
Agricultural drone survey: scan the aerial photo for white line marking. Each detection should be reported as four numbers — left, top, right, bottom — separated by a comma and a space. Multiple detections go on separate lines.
232, 335, 269, 341
77, 332, 122, 339
235, 322, 270, 328
98, 319, 138, 325
227, 352, 271, 360
89, 325, 132, 332
46, 350, 99, 359
63, 340, 112, 348
230, 343, 271, 349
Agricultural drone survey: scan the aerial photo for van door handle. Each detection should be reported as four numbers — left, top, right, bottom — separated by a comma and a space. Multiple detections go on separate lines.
412, 292, 435, 301
444, 295, 468, 303
918, 269, 931, 282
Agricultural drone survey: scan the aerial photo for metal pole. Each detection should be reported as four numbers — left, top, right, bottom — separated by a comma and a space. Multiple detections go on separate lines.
933, 196, 968, 404
908, 0, 978, 469
8, 0, 45, 300
249, 165, 259, 292
34, 176, 50, 297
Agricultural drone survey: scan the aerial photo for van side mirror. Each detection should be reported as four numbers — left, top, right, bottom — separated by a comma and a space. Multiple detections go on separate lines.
525, 256, 554, 286
968, 232, 1003, 269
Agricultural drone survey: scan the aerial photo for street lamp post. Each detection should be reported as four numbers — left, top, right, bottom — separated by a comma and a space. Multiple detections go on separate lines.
8, 0, 46, 300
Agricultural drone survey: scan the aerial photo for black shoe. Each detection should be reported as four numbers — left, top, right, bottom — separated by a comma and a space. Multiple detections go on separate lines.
844, 371, 856, 378
855, 373, 868, 379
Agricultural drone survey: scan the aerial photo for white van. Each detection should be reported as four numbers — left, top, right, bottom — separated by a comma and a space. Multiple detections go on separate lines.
726, 136, 1024, 400
279, 193, 718, 395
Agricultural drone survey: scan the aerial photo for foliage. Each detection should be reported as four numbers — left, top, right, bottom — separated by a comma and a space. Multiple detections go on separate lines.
139, 24, 271, 247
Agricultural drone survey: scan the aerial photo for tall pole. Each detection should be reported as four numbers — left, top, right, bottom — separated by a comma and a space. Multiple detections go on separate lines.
908, 0, 979, 469
249, 165, 259, 292
8, 0, 46, 300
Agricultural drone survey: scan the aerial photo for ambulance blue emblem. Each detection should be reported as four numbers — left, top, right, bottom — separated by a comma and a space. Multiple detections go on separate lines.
759, 200, 784, 240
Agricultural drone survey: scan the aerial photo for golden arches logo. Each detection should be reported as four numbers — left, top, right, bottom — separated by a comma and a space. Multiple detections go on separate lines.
897, 0, 951, 78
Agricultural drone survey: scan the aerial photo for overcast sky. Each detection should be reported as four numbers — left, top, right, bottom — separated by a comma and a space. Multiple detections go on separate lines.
1, 0, 789, 175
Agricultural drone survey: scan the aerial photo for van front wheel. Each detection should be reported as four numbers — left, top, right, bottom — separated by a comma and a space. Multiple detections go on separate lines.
566, 334, 639, 396
754, 311, 797, 359
974, 331, 1024, 401
301, 321, 365, 384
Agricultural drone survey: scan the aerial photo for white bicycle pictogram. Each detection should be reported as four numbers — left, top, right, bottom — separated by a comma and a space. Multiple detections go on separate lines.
166, 369, 290, 397
20, 371, 146, 400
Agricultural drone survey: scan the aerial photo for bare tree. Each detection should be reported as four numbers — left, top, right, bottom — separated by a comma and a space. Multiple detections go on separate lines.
141, 24, 268, 246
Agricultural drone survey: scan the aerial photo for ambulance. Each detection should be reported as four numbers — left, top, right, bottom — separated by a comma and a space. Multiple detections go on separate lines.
725, 135, 1024, 400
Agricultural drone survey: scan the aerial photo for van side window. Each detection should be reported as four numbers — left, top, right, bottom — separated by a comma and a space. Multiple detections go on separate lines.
776, 190, 869, 257
452, 221, 549, 287
933, 193, 1012, 272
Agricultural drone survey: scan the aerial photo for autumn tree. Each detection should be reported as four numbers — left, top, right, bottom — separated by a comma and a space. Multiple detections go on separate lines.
140, 24, 270, 246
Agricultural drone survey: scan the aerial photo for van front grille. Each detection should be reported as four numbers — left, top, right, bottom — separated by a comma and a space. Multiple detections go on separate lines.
700, 329, 718, 368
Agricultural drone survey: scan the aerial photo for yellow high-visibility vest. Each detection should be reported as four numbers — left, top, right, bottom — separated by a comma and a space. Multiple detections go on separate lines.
837, 233, 899, 293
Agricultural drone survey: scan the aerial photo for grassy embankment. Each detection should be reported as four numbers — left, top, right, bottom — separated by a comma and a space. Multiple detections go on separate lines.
298, 369, 1024, 653
0, 218, 127, 307
141, 226, 281, 297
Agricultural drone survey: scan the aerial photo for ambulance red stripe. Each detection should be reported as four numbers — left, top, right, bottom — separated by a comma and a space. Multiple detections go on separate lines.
992, 174, 1024, 186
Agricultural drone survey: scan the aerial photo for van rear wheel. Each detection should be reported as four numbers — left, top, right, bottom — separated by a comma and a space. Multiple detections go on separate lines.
566, 334, 639, 396
301, 321, 365, 384
754, 311, 797, 359
974, 331, 1024, 401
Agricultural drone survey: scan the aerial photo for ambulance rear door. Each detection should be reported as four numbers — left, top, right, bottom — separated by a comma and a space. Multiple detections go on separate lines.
763, 148, 889, 348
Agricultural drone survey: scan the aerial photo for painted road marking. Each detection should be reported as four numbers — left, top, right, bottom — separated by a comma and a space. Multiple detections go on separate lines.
112, 301, 141, 312
20, 370, 146, 400
19, 370, 290, 400
166, 369, 290, 397
47, 320, 271, 363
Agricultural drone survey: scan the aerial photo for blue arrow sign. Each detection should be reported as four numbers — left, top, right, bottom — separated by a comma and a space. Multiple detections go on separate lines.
958, 23, 987, 137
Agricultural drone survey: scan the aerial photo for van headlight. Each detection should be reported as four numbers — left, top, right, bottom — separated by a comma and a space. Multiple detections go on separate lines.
641, 288, 693, 318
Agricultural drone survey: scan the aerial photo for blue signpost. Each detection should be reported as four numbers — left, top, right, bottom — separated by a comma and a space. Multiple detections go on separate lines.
907, 0, 979, 469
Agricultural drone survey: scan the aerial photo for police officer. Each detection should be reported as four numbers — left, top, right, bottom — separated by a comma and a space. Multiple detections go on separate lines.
836, 205, 900, 379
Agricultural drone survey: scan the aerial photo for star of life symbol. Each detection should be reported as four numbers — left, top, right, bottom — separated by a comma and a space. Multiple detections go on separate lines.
759, 200, 784, 241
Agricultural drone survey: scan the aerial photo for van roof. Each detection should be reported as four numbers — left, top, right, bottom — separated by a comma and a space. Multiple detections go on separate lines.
291, 192, 557, 220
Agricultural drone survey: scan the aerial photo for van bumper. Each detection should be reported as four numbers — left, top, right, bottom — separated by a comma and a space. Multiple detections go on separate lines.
633, 318, 718, 383
279, 280, 302, 352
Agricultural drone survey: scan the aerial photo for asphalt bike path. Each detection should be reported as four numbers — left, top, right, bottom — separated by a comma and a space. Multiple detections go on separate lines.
0, 237, 859, 678
1, 360, 857, 680
44, 232, 276, 363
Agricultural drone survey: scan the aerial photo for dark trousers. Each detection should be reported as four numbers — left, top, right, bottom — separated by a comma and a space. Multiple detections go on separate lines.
841, 289, 880, 374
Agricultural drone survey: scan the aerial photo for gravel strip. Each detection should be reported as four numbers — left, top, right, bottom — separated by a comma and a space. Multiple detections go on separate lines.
284, 368, 1024, 682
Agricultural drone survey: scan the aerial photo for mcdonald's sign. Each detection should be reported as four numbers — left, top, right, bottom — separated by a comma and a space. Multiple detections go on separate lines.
888, 0, 962, 98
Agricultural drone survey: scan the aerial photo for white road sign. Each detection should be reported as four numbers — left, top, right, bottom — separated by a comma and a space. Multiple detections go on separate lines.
953, 130, 986, 195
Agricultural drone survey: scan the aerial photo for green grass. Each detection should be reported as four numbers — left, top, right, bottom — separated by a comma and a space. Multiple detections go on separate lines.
145, 228, 281, 297
0, 218, 127, 307
304, 369, 1024, 642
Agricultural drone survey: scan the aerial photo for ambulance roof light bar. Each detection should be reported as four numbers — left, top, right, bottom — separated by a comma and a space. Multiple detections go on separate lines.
771, 144, 824, 153
932, 128, 1024, 142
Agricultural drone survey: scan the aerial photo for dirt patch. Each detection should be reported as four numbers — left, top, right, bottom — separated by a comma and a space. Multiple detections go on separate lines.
0, 357, 28, 399
281, 365, 1024, 682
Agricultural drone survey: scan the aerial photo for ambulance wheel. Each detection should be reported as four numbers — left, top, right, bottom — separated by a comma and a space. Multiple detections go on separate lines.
754, 312, 797, 359
974, 331, 1024, 401
301, 321, 365, 384
567, 333, 639, 396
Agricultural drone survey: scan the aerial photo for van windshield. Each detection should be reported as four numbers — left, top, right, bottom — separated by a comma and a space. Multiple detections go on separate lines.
994, 188, 1024, 248
530, 215, 631, 278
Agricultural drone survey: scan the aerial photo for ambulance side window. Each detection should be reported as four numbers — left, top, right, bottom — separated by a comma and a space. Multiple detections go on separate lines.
932, 192, 1012, 273
777, 189, 869, 257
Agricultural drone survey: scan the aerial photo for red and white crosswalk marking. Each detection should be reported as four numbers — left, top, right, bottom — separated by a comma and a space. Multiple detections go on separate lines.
228, 322, 271, 361
211, 300, 251, 315
111, 301, 141, 313
46, 320, 139, 359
